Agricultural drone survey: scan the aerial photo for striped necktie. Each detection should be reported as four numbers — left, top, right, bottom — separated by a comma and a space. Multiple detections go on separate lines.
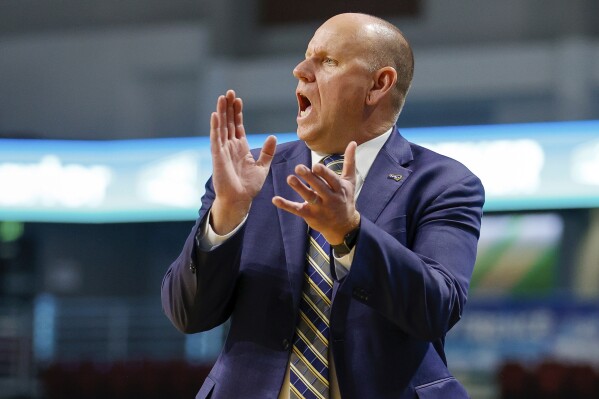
289, 154, 343, 399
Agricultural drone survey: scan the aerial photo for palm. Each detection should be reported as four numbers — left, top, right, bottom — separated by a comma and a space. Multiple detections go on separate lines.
212, 135, 269, 202
210, 90, 276, 208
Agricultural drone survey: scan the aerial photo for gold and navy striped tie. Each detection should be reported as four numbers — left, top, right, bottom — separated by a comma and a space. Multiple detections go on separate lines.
289, 154, 343, 399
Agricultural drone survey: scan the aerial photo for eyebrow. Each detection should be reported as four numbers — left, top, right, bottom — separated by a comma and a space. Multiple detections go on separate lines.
305, 47, 327, 59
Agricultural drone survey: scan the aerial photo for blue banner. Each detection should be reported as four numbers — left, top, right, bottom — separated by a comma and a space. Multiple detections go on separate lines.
446, 299, 599, 372
2, 119, 599, 222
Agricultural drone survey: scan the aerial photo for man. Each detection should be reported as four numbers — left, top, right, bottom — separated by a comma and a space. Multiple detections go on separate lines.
162, 13, 484, 399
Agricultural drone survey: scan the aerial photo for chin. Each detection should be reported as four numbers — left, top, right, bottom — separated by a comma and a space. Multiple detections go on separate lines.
296, 126, 317, 146
297, 124, 338, 153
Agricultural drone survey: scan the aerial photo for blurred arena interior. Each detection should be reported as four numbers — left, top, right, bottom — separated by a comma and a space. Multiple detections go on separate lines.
1, 1, 599, 398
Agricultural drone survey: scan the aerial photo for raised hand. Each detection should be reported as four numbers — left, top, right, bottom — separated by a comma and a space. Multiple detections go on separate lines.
272, 141, 360, 245
210, 90, 277, 234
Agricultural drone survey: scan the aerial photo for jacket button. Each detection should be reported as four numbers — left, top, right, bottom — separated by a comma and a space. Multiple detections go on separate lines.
282, 339, 290, 350
189, 262, 196, 274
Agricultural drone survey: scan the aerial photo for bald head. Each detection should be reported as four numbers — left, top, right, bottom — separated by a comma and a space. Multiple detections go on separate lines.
293, 13, 414, 151
322, 13, 414, 118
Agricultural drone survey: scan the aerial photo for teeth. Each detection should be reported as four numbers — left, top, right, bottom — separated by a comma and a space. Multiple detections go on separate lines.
298, 92, 311, 118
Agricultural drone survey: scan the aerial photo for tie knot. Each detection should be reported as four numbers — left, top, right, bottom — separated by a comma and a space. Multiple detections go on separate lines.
321, 154, 344, 175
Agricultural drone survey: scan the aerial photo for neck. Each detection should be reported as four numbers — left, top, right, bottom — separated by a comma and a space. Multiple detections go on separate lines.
358, 121, 394, 145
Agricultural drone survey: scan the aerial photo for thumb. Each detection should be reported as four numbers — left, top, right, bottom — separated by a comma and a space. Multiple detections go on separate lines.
342, 141, 357, 180
256, 135, 277, 168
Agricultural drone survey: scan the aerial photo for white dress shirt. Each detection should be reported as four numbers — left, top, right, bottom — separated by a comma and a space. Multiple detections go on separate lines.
198, 128, 393, 398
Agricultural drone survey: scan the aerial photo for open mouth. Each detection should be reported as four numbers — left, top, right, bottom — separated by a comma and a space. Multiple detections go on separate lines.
297, 93, 312, 118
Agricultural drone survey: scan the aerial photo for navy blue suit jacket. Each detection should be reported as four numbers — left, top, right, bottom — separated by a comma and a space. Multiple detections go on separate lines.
162, 127, 485, 398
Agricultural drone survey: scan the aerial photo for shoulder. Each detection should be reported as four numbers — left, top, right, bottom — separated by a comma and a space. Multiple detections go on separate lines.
409, 141, 481, 184
386, 127, 479, 185
401, 141, 485, 206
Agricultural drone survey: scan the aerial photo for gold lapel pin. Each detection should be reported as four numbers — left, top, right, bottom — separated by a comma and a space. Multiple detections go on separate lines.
387, 174, 403, 182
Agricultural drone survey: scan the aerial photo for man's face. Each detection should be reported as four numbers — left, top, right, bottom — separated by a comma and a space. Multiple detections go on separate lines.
293, 16, 374, 154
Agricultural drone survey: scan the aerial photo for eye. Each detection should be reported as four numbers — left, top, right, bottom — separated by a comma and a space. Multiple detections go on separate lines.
323, 57, 337, 66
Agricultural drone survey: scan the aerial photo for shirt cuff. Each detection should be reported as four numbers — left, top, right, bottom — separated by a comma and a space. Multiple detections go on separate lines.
196, 208, 248, 251
332, 247, 355, 279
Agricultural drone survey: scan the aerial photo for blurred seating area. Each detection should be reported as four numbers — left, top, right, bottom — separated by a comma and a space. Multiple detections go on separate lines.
40, 360, 210, 399
498, 361, 599, 399
35, 359, 599, 399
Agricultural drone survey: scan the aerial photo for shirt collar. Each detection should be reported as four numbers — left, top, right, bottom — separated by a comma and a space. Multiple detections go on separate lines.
310, 127, 393, 181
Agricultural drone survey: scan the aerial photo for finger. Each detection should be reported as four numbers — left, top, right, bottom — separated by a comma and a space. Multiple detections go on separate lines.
210, 112, 220, 147
295, 164, 332, 195
312, 163, 342, 192
272, 196, 307, 217
256, 135, 277, 168
342, 141, 358, 182
226, 90, 236, 140
233, 97, 245, 139
287, 175, 318, 203
216, 95, 227, 143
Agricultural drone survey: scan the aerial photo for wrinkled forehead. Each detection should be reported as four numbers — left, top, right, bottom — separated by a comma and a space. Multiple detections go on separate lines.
306, 19, 372, 56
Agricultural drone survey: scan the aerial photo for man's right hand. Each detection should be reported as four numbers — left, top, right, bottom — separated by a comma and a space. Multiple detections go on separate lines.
209, 90, 277, 235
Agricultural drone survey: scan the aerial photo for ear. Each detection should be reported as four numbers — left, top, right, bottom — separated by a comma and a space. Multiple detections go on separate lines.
366, 66, 397, 106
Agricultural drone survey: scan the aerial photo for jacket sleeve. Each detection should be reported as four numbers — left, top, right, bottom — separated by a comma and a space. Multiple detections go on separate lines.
343, 173, 484, 341
161, 177, 245, 334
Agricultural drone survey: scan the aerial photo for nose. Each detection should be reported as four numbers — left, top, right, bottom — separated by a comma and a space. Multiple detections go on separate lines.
293, 59, 314, 82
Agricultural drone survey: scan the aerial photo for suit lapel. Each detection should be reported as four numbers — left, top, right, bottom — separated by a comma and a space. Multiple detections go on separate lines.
271, 142, 311, 308
356, 127, 413, 223
270, 130, 412, 306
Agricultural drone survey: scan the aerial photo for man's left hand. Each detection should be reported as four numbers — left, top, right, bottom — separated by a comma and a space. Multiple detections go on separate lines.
272, 141, 361, 245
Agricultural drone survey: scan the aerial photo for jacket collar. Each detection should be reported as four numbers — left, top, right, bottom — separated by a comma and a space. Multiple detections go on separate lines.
356, 126, 413, 223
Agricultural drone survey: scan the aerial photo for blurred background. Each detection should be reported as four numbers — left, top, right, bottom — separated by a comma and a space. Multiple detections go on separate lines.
1, 0, 599, 398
